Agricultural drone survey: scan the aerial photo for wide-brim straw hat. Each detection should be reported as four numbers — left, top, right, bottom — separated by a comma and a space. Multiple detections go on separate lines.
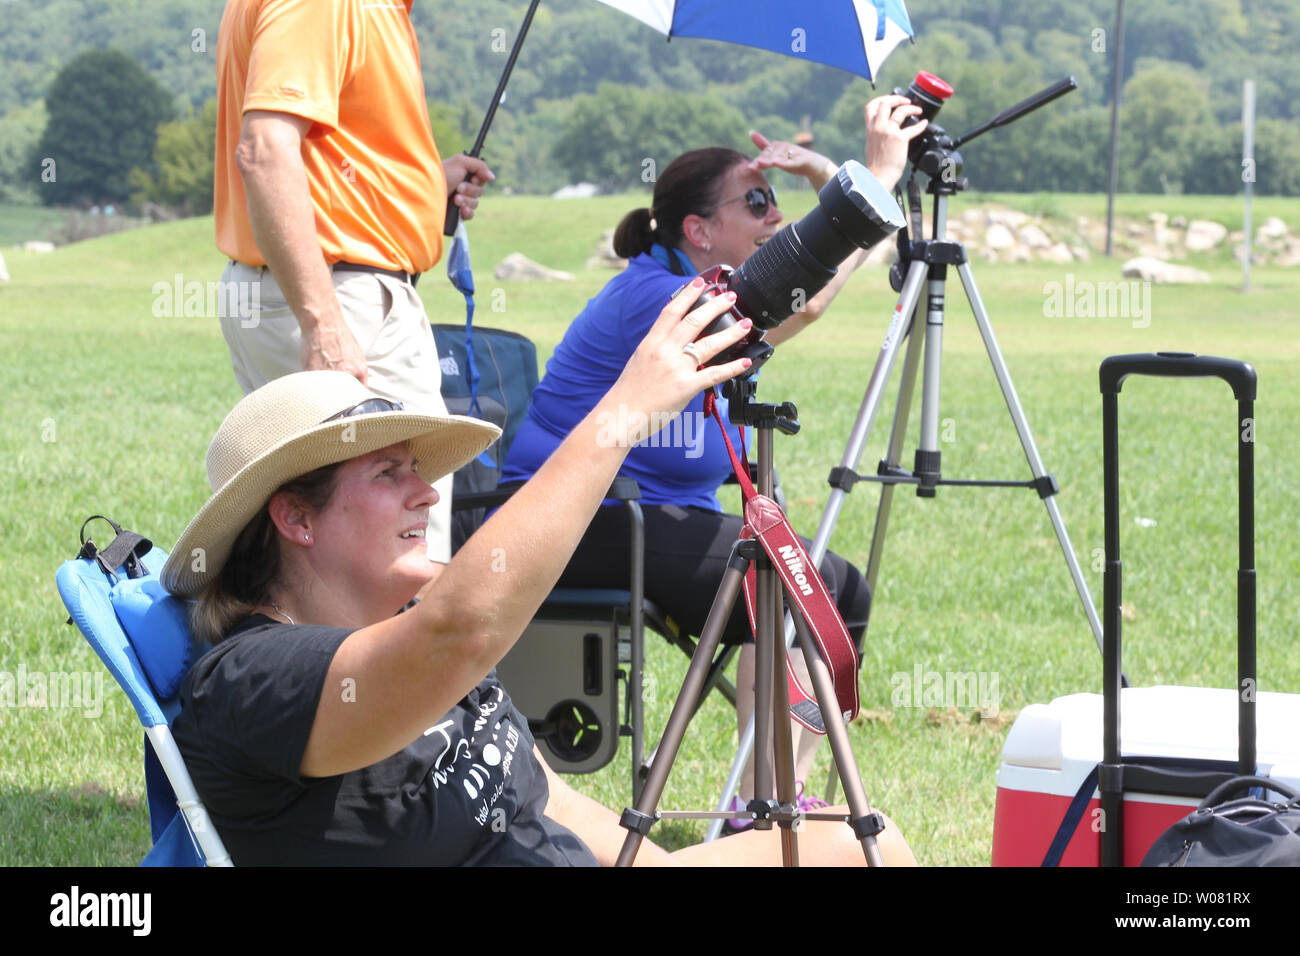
162, 370, 500, 598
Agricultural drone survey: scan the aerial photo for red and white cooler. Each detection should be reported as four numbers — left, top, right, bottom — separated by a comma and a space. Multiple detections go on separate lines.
993, 686, 1300, 866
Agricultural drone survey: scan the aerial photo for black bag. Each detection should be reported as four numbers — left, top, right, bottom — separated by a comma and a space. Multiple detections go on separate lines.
1142, 775, 1300, 867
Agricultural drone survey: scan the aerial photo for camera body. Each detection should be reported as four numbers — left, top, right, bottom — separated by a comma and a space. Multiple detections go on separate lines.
689, 264, 776, 372
678, 160, 905, 373
892, 71, 961, 181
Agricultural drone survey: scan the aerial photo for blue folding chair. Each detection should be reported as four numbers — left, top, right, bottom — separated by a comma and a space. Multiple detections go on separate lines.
56, 518, 232, 866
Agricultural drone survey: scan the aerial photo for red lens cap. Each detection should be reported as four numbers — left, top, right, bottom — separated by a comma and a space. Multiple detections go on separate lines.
915, 71, 954, 99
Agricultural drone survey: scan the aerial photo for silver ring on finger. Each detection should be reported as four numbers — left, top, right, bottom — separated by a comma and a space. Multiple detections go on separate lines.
682, 342, 703, 365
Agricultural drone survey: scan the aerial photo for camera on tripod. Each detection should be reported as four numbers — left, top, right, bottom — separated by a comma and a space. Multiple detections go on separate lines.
893, 71, 960, 183
676, 160, 905, 374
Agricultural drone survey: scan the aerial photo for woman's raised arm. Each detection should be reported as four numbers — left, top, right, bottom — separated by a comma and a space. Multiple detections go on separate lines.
298, 280, 755, 777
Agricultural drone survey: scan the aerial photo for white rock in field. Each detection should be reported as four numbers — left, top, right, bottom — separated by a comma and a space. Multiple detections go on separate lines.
1184, 219, 1228, 252
1258, 216, 1289, 241
1121, 257, 1211, 284
1274, 238, 1300, 268
1019, 224, 1052, 249
494, 252, 573, 282
1235, 244, 1268, 265
1149, 212, 1174, 247
552, 182, 599, 199
0, 251, 8, 282
1071, 245, 1092, 263
962, 208, 986, 226
985, 223, 1016, 250
986, 208, 1028, 228
23, 240, 55, 253
1042, 242, 1074, 264
586, 229, 626, 270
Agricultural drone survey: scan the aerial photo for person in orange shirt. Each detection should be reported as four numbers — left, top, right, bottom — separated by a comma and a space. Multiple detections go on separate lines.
213, 0, 492, 568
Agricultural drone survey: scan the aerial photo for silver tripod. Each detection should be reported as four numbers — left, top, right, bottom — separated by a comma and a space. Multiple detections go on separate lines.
706, 179, 1104, 834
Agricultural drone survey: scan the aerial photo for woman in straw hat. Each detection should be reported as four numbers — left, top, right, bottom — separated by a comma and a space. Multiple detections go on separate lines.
165, 282, 914, 866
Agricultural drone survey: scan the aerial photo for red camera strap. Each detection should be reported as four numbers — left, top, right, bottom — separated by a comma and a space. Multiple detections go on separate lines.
704, 390, 859, 733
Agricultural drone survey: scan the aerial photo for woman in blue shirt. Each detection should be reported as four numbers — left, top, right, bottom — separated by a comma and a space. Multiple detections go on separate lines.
502, 96, 929, 818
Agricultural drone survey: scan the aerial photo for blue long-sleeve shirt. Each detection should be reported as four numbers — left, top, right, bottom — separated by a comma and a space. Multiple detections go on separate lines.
501, 249, 746, 510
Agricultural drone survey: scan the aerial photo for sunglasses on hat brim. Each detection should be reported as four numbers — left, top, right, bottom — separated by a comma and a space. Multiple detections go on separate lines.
321, 397, 404, 423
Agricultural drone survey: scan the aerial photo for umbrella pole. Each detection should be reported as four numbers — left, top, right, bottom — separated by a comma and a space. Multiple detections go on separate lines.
444, 0, 543, 236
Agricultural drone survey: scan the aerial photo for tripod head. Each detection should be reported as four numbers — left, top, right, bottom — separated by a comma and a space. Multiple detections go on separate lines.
894, 74, 1079, 196
888, 75, 1080, 292
720, 377, 799, 434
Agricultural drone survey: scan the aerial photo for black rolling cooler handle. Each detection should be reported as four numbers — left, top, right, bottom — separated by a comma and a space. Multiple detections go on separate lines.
1097, 352, 1257, 866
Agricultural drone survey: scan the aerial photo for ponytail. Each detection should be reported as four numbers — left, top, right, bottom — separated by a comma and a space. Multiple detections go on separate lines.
613, 206, 657, 259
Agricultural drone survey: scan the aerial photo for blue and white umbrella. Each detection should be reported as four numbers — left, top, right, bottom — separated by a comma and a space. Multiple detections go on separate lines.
595, 0, 914, 81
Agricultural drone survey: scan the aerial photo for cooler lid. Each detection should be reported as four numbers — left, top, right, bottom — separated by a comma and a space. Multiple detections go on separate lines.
997, 686, 1300, 797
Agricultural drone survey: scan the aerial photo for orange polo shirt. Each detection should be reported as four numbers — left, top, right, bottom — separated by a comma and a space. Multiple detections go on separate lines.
215, 0, 446, 273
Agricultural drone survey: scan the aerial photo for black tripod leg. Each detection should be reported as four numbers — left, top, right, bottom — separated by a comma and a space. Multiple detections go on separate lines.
616, 557, 749, 867
791, 607, 886, 867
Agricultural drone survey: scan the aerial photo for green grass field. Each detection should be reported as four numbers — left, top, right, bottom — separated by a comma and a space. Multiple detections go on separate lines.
1, 194, 1297, 867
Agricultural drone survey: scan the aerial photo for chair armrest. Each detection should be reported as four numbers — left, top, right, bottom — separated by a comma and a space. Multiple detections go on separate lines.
721, 462, 760, 485
451, 484, 522, 513
455, 476, 641, 513
607, 474, 642, 502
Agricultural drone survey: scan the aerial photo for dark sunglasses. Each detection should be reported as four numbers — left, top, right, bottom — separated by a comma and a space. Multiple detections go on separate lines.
322, 397, 404, 423
718, 185, 778, 219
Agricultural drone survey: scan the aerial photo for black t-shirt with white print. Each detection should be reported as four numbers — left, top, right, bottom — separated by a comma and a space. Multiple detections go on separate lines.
172, 615, 598, 866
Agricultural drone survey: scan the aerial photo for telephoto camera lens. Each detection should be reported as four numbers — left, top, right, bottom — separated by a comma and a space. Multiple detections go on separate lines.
729, 160, 905, 329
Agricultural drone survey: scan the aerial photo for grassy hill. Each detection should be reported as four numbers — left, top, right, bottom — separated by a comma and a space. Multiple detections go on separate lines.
2, 196, 1298, 867
0, 203, 64, 247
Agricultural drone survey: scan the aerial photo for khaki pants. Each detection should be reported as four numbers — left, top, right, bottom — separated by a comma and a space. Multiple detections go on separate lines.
218, 261, 453, 562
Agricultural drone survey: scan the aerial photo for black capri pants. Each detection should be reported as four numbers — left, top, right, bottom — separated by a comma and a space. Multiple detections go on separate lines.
558, 503, 870, 651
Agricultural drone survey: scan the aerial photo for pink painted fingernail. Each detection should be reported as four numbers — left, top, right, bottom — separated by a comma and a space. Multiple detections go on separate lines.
691, 276, 706, 288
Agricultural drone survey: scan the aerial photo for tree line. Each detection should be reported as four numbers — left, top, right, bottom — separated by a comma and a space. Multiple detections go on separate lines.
2, 0, 1296, 212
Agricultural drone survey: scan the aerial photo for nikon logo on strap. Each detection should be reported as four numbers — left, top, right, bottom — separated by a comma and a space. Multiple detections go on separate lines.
777, 544, 814, 596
